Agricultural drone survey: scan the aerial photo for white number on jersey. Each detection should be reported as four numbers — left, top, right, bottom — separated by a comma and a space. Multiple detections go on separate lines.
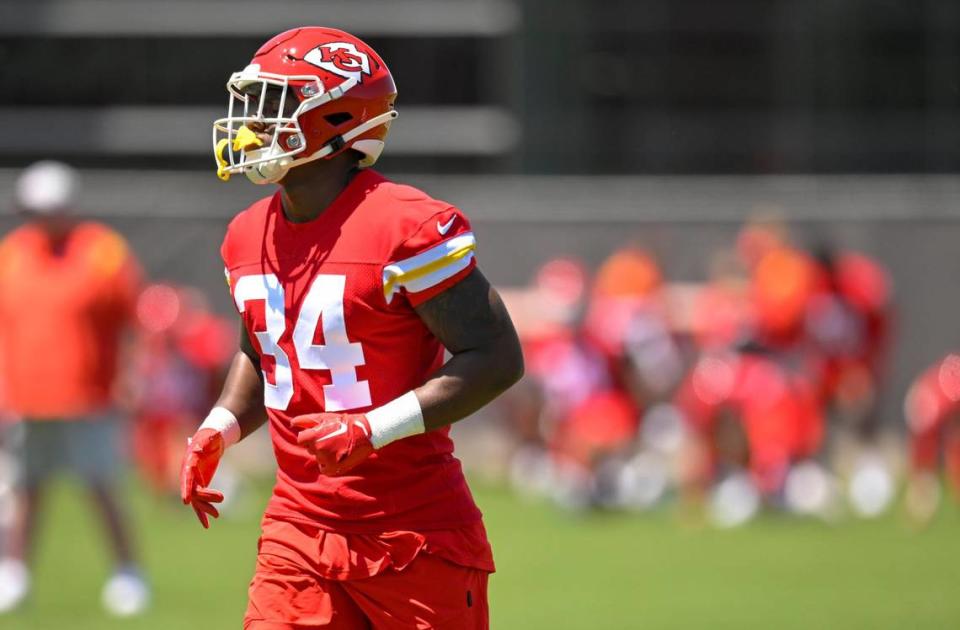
233, 273, 371, 411
292, 274, 371, 411
233, 274, 293, 410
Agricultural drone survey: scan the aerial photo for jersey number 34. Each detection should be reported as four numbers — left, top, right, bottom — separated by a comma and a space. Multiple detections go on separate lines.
233, 273, 371, 412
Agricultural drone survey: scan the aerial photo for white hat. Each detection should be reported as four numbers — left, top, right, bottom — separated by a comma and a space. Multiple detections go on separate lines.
15, 161, 79, 214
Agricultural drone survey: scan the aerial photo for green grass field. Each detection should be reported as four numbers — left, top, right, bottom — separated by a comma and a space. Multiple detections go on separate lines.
3, 477, 959, 629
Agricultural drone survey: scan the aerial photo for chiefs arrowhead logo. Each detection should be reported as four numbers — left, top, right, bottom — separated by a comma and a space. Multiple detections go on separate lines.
304, 42, 372, 84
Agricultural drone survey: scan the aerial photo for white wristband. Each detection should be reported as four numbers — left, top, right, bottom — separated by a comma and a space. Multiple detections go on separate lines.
199, 406, 241, 448
366, 391, 425, 449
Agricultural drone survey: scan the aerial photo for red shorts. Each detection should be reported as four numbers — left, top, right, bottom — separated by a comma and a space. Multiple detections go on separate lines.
244, 549, 489, 629
243, 517, 492, 629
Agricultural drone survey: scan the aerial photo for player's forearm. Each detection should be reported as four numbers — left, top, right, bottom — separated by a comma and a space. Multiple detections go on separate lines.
210, 350, 268, 441
302, 337, 522, 457
415, 337, 524, 431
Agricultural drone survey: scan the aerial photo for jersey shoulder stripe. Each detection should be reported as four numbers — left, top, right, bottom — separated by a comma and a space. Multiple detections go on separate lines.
382, 232, 476, 303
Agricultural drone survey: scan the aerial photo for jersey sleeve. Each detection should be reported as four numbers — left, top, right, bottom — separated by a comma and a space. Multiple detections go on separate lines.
382, 206, 477, 307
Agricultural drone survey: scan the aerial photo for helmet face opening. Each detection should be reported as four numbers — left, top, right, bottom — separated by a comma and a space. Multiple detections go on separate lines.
212, 27, 399, 184
238, 83, 300, 119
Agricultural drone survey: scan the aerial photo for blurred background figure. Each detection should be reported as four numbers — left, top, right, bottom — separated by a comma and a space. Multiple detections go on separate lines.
804, 243, 896, 518
500, 257, 608, 507
129, 283, 233, 498
903, 353, 960, 526
0, 162, 148, 615
676, 342, 827, 526
806, 244, 893, 435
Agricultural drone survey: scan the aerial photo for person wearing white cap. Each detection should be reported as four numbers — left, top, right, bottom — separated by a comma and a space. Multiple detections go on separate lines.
0, 161, 150, 616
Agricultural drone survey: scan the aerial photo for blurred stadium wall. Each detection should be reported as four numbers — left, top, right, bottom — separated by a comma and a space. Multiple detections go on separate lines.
1, 0, 960, 426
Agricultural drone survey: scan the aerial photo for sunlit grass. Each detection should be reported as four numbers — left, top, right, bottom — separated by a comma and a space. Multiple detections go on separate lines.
2, 477, 958, 629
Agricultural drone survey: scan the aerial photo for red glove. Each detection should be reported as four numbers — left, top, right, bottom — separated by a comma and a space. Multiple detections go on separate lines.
180, 428, 226, 528
292, 413, 375, 476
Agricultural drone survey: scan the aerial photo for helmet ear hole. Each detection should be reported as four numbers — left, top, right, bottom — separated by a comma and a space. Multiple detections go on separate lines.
324, 112, 354, 126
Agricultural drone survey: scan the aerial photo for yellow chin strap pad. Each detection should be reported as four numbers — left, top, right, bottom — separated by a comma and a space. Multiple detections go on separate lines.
232, 126, 263, 152
215, 138, 232, 181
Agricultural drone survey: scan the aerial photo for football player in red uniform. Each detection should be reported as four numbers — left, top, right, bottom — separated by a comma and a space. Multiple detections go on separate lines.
675, 344, 824, 503
180, 27, 523, 629
903, 353, 960, 524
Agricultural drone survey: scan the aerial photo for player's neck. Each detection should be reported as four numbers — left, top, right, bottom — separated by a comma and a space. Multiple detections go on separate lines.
279, 156, 360, 224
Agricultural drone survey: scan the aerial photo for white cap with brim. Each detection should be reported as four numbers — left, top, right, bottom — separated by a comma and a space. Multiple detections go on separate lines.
15, 161, 79, 214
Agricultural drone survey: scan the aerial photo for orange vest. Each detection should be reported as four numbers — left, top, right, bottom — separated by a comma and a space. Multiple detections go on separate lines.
0, 222, 140, 419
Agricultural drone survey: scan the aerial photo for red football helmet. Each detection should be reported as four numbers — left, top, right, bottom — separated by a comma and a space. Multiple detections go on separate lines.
213, 27, 398, 184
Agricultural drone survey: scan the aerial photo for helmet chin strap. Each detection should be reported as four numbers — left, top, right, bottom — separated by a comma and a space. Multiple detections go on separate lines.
241, 110, 398, 185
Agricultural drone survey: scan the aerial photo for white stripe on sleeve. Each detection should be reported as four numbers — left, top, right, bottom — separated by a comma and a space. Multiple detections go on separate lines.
382, 232, 476, 303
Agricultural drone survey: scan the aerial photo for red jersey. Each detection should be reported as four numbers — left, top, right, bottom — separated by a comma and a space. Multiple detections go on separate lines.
221, 169, 483, 535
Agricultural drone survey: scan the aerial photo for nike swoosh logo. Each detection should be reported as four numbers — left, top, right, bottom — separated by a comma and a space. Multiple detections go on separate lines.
312, 424, 348, 443
437, 216, 456, 235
